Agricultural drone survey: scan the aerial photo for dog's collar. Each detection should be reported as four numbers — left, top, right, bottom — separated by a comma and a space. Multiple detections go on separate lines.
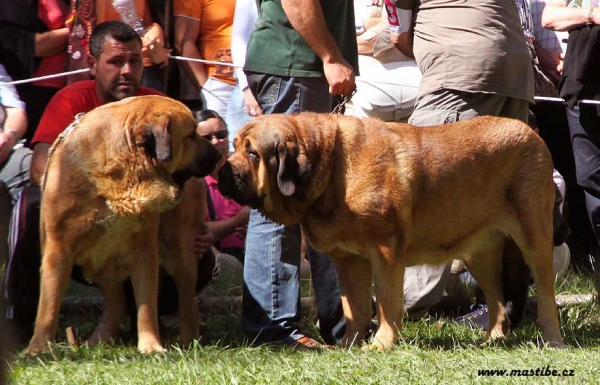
47, 112, 85, 157
43, 112, 87, 192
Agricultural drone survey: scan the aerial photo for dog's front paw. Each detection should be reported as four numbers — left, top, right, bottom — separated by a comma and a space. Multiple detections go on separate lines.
362, 341, 390, 352
177, 331, 200, 348
480, 327, 507, 346
364, 330, 398, 351
138, 339, 166, 354
88, 328, 114, 347
23, 340, 51, 356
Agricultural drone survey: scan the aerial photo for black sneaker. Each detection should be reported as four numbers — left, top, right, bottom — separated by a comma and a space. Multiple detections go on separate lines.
455, 304, 489, 331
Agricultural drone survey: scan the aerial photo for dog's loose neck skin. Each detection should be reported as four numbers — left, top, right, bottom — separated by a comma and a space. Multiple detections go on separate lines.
290, 114, 411, 254
70, 108, 181, 217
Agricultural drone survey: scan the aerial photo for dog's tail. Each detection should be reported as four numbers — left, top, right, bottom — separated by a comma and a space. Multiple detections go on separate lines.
502, 240, 531, 329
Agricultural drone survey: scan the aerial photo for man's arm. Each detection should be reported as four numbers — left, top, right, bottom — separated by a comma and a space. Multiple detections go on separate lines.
543, 0, 599, 31
385, 0, 415, 58
30, 143, 50, 186
280, 0, 355, 97
34, 28, 70, 57
174, 16, 207, 91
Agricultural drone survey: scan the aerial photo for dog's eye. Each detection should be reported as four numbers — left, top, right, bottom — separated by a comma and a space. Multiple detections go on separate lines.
248, 150, 260, 161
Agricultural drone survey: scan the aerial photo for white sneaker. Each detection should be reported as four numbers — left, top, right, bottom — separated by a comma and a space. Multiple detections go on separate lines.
553, 243, 571, 281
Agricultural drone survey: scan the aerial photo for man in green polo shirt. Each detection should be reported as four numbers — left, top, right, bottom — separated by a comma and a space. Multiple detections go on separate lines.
241, 0, 359, 348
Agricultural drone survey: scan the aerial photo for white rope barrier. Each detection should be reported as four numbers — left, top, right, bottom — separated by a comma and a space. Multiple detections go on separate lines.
0, 68, 91, 86
0, 55, 240, 87
534, 96, 600, 105
168, 55, 239, 68
534, 96, 566, 104
1, 57, 600, 108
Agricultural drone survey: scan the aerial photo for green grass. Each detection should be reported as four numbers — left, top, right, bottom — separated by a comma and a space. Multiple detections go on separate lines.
6, 315, 600, 385
4, 269, 600, 384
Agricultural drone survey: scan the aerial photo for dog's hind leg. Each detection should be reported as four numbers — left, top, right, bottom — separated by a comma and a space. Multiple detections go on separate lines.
369, 245, 405, 351
501, 240, 530, 329
161, 245, 200, 346
463, 234, 509, 344
25, 241, 74, 355
331, 252, 374, 349
88, 279, 126, 346
510, 181, 565, 348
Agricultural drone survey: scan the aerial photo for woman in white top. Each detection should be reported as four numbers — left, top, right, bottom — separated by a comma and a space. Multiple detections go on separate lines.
224, 0, 263, 152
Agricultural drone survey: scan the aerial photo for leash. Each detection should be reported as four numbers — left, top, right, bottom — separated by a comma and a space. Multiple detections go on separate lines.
42, 113, 85, 191
331, 89, 357, 115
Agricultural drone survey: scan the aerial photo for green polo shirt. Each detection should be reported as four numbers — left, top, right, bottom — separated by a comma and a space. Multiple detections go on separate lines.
244, 0, 359, 78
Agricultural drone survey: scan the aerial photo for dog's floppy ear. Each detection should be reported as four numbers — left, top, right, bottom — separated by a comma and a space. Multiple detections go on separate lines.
139, 114, 172, 163
277, 141, 311, 196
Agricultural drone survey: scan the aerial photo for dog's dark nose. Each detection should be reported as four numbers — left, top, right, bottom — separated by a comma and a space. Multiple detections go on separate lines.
217, 161, 233, 195
218, 161, 244, 203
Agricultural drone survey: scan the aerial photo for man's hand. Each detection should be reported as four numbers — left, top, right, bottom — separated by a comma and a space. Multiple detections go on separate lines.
390, 30, 414, 59
323, 60, 356, 97
0, 132, 16, 164
536, 46, 563, 85
234, 206, 251, 225
194, 222, 216, 257
243, 88, 263, 117
142, 23, 170, 67
0, 107, 27, 164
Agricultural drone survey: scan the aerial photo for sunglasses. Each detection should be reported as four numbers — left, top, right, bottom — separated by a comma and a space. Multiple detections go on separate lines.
202, 129, 229, 142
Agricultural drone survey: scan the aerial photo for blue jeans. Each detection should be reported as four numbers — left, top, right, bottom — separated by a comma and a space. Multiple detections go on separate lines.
567, 104, 600, 245
242, 73, 343, 344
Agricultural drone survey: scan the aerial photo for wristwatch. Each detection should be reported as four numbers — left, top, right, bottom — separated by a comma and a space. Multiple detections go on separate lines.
586, 5, 595, 27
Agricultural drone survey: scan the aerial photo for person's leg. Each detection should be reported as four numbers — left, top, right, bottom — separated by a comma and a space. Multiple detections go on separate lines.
533, 102, 591, 256
242, 210, 305, 343
242, 73, 338, 345
225, 85, 252, 153
404, 90, 477, 317
346, 56, 421, 121
496, 97, 530, 124
306, 247, 345, 345
406, 90, 527, 318
403, 263, 452, 319
410, 90, 529, 126
567, 105, 600, 247
200, 77, 236, 118
2, 185, 41, 343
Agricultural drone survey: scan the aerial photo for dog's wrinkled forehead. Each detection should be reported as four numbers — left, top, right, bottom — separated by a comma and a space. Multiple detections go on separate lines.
235, 115, 296, 151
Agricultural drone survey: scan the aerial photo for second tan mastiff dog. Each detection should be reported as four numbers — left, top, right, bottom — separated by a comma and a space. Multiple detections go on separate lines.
25, 96, 222, 355
218, 112, 565, 350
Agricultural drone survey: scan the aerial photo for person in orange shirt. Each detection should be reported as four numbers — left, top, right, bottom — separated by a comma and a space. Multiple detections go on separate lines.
173, 0, 237, 117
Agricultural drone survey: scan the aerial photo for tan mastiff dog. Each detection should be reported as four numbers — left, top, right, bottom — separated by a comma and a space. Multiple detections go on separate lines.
218, 112, 565, 350
25, 95, 222, 355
